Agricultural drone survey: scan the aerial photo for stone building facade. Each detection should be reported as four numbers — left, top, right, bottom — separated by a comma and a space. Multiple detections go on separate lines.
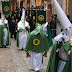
51, 0, 72, 20
0, 0, 72, 20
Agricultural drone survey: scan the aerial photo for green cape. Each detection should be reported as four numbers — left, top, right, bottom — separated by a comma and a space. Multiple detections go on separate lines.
46, 25, 53, 47
24, 24, 49, 53
0, 25, 4, 46
16, 31, 19, 47
46, 41, 72, 72
0, 24, 11, 46
6, 24, 11, 46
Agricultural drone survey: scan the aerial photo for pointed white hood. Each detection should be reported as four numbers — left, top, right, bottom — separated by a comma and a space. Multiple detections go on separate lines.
0, 12, 5, 25
53, 0, 72, 31
17, 8, 30, 30
4, 18, 8, 24
1, 12, 5, 22
21, 8, 25, 23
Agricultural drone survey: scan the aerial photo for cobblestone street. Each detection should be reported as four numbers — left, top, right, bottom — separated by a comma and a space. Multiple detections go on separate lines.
0, 39, 55, 72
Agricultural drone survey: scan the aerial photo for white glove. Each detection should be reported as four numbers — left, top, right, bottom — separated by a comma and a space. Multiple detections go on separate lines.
56, 48, 60, 52
67, 51, 71, 55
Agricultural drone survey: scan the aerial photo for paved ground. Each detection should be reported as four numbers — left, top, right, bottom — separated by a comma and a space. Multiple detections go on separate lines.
0, 39, 55, 72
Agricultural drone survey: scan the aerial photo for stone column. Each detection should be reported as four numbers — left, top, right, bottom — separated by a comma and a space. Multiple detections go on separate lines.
36, 0, 38, 6
62, 0, 66, 13
10, 1, 12, 10
68, 0, 72, 20
0, 2, 2, 11
27, 0, 30, 8
17, 0, 20, 8
46, 0, 52, 23
33, 0, 36, 7
30, 0, 32, 8
25, 0, 27, 9
23, 0, 25, 8
66, 0, 69, 15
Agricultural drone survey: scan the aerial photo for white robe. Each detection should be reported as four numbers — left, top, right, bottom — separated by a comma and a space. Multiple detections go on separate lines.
18, 21, 30, 50
19, 32, 27, 49
3, 28, 8, 45
57, 60, 66, 72
55, 31, 70, 72
30, 51, 42, 71
42, 22, 48, 36
56, 22, 61, 35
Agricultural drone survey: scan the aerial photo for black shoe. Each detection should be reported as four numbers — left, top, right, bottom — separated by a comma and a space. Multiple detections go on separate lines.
11, 36, 13, 38
20, 48, 23, 50
26, 52, 30, 58
36, 70, 40, 72
1, 45, 4, 48
4, 45, 6, 48
43, 52, 47, 57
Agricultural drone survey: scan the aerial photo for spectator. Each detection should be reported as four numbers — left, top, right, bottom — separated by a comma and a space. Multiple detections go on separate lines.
50, 16, 55, 38
14, 18, 19, 39
18, 9, 22, 21
0, 10, 1, 19
53, 14, 57, 36
29, 15, 36, 32
10, 16, 16, 39
26, 10, 29, 17
14, 14, 17, 20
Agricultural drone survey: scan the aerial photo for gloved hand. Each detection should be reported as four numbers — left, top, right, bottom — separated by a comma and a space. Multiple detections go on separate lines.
58, 37, 64, 44
67, 51, 71, 55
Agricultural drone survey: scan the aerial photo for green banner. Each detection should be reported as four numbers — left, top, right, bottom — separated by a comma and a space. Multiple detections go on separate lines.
37, 10, 46, 25
2, 1, 10, 16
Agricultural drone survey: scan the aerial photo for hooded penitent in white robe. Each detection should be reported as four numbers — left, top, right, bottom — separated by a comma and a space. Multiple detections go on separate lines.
17, 20, 30, 49
30, 52, 42, 71
3, 19, 9, 46
17, 8, 30, 49
25, 24, 49, 71
0, 14, 10, 47
46, 0, 72, 72
3, 28, 8, 45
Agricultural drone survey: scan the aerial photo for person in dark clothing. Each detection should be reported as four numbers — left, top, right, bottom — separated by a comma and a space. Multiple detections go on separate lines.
17, 9, 22, 21
14, 18, 18, 39
50, 16, 55, 38
53, 14, 57, 36
26, 10, 29, 17
14, 14, 17, 20
29, 10, 32, 19
26, 16, 29, 23
8, 10, 13, 23
10, 16, 16, 39
12, 11, 15, 17
0, 10, 1, 19
14, 10, 18, 16
29, 15, 36, 32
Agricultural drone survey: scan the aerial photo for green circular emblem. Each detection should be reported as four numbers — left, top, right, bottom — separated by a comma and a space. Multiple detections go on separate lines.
38, 15, 44, 21
33, 39, 40, 45
4, 6, 9, 12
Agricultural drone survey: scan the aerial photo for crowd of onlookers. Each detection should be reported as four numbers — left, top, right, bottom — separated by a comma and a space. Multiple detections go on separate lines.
49, 14, 72, 38
0, 5, 72, 39
4, 5, 44, 39
49, 14, 57, 38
